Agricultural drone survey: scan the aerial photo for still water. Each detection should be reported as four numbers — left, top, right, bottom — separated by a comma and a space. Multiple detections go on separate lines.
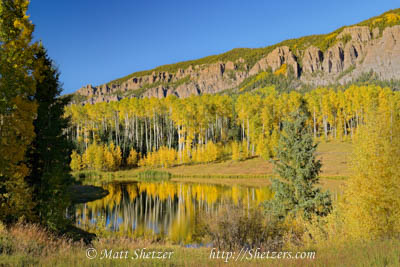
74, 181, 273, 243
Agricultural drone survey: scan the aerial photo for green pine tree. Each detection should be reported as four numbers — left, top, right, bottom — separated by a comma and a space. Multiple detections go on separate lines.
264, 101, 332, 221
25, 45, 74, 231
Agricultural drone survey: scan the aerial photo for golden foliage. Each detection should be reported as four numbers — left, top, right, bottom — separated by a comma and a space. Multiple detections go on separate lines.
231, 141, 241, 161
70, 150, 83, 171
341, 111, 400, 240
274, 63, 287, 76
0, 0, 37, 222
127, 148, 139, 167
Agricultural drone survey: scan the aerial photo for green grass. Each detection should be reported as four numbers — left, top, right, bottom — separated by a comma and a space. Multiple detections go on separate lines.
73, 170, 116, 185
137, 170, 172, 181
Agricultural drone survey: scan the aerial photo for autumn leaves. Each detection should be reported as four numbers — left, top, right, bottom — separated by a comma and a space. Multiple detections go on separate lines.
66, 85, 400, 172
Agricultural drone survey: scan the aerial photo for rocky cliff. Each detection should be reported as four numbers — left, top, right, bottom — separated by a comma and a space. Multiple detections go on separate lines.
77, 59, 248, 103
75, 10, 400, 103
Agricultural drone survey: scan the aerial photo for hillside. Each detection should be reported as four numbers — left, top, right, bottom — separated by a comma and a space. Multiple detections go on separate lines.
75, 9, 400, 103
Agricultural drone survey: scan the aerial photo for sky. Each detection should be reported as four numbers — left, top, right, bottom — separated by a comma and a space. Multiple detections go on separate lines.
28, 0, 400, 94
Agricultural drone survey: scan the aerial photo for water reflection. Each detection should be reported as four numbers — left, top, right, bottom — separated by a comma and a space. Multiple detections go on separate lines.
74, 181, 273, 243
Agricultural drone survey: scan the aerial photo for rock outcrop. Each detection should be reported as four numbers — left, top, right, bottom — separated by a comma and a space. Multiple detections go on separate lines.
302, 46, 324, 74
76, 25, 400, 103
249, 46, 299, 77
300, 25, 400, 85
77, 60, 247, 103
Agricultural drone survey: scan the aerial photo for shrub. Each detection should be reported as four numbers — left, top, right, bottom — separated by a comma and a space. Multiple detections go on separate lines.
0, 223, 73, 257
205, 205, 282, 250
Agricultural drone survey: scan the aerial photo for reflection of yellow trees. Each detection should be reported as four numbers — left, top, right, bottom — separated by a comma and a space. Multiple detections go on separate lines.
126, 184, 137, 201
231, 186, 240, 205
80, 182, 273, 213
255, 187, 274, 205
157, 182, 176, 201
75, 182, 273, 242
206, 186, 218, 206
90, 183, 269, 212
139, 182, 157, 197
100, 183, 122, 211
169, 205, 194, 243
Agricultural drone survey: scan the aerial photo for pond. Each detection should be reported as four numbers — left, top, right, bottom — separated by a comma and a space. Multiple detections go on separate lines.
74, 181, 273, 243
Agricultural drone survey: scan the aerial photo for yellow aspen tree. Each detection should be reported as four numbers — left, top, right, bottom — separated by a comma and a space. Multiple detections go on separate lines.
182, 147, 191, 164
104, 145, 116, 171
127, 148, 138, 167
198, 145, 206, 163
164, 147, 171, 167
231, 141, 241, 161
192, 146, 199, 163
167, 148, 177, 166
138, 156, 146, 168
207, 142, 220, 162
142, 152, 151, 167
241, 140, 250, 159
70, 150, 83, 171
113, 145, 122, 169
149, 151, 158, 167
198, 145, 205, 163
81, 150, 89, 170
256, 137, 270, 160
305, 90, 320, 138
205, 142, 215, 162
336, 90, 346, 141
158, 147, 167, 167
0, 0, 38, 222
269, 128, 280, 157
200, 145, 206, 163
342, 110, 400, 240
83, 143, 98, 169
94, 144, 105, 171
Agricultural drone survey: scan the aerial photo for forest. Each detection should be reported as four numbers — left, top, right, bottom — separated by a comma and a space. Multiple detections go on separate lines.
66, 85, 400, 171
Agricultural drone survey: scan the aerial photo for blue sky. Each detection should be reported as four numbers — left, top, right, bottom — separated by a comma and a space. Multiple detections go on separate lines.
28, 0, 399, 94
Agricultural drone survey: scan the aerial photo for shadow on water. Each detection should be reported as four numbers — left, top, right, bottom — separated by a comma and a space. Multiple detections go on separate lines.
69, 184, 109, 204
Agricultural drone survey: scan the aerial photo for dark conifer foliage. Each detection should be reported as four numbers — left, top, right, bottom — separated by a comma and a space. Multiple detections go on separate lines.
26, 45, 74, 230
264, 101, 332, 221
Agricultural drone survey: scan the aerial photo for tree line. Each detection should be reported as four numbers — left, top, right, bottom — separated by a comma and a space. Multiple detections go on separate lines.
66, 85, 400, 170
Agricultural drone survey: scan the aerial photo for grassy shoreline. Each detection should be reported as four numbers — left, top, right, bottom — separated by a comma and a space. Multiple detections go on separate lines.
74, 142, 351, 184
1, 223, 399, 266
74, 142, 350, 193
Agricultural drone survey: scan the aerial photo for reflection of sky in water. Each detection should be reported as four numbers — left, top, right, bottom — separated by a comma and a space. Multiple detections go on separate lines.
74, 181, 272, 243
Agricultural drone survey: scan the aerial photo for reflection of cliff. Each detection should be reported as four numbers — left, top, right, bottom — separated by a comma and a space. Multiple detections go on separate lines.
74, 182, 273, 242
